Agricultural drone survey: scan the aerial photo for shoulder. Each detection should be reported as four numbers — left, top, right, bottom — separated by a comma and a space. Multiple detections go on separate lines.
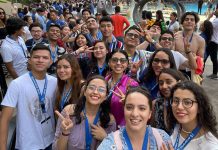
195, 33, 205, 42
47, 74, 57, 82
97, 131, 116, 150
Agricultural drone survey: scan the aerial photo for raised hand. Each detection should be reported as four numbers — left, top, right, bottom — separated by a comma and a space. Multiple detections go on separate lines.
55, 110, 74, 134
111, 86, 125, 103
91, 123, 107, 141
77, 46, 94, 54
160, 142, 174, 150
131, 59, 143, 74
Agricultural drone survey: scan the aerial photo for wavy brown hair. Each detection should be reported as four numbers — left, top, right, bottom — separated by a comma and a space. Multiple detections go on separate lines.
55, 54, 83, 111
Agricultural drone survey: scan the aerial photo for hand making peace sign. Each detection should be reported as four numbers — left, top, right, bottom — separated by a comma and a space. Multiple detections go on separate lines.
111, 86, 126, 103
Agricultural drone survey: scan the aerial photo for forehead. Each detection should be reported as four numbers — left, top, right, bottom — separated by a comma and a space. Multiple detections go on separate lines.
87, 18, 96, 22
100, 21, 113, 25
49, 26, 60, 31
125, 92, 149, 105
173, 89, 195, 99
154, 51, 169, 59
184, 15, 195, 20
88, 78, 106, 87
127, 29, 138, 34
83, 11, 90, 15
112, 52, 126, 58
31, 26, 42, 31
32, 49, 51, 56
162, 33, 173, 37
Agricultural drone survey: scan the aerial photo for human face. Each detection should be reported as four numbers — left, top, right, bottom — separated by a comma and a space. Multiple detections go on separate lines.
125, 92, 152, 132
31, 27, 43, 40
84, 79, 107, 106
152, 51, 170, 76
50, 12, 57, 21
27, 17, 33, 25
170, 14, 176, 21
159, 73, 178, 98
56, 59, 72, 81
109, 52, 128, 74
82, 11, 91, 21
94, 42, 108, 59
182, 15, 196, 31
29, 50, 52, 72
16, 27, 25, 37
48, 26, 61, 41
61, 26, 70, 37
149, 25, 161, 34
172, 89, 198, 127
76, 34, 87, 47
124, 30, 140, 47
86, 18, 98, 30
159, 33, 174, 49
81, 24, 89, 34
100, 21, 114, 38
0, 9, 5, 20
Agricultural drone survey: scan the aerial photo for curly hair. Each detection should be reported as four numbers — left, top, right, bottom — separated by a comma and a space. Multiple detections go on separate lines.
167, 81, 218, 138
180, 12, 200, 24
55, 54, 83, 111
73, 75, 111, 128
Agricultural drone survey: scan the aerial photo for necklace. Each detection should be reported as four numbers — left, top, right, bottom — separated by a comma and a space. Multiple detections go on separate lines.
181, 128, 192, 134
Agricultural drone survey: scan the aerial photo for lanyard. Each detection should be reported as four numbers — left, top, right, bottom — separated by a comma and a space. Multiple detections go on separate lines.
123, 127, 149, 150
9, 36, 27, 58
97, 63, 107, 76
60, 86, 72, 111
182, 32, 194, 43
174, 125, 201, 150
83, 108, 100, 150
29, 72, 48, 113
107, 77, 122, 99
49, 45, 58, 63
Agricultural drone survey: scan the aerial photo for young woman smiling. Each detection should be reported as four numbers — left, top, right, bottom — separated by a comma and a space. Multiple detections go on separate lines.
167, 81, 218, 149
105, 49, 138, 127
53, 75, 116, 150
98, 87, 171, 150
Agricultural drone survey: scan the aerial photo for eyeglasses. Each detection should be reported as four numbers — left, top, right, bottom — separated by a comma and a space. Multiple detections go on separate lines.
153, 58, 170, 65
171, 98, 198, 109
0, 12, 5, 15
161, 37, 174, 41
110, 57, 128, 64
126, 33, 140, 39
87, 85, 106, 94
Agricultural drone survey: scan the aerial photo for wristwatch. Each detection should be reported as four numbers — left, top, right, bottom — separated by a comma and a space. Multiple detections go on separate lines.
151, 39, 157, 45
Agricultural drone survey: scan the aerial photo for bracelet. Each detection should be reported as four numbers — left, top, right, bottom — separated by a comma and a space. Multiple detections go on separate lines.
62, 132, 70, 136
185, 51, 192, 54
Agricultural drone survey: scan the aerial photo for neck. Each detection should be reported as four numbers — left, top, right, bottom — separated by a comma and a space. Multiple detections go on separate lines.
183, 30, 194, 36
126, 126, 146, 146
104, 35, 113, 43
10, 34, 19, 41
181, 120, 198, 134
65, 80, 72, 90
90, 29, 98, 36
34, 38, 43, 43
112, 72, 123, 83
49, 40, 57, 46
124, 45, 136, 57
85, 102, 100, 116
97, 57, 106, 67
31, 70, 46, 80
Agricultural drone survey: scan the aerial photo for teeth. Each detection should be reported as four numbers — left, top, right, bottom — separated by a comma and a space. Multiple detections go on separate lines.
130, 119, 140, 124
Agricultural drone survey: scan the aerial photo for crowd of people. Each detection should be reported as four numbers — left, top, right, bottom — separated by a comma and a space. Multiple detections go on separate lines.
0, 0, 218, 149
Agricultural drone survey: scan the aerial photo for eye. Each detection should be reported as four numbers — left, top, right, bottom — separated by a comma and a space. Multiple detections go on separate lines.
139, 106, 146, 111
183, 100, 192, 106
125, 105, 133, 110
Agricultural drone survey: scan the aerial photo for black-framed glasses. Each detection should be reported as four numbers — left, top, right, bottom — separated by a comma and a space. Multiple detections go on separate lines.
152, 58, 170, 65
87, 85, 106, 94
161, 37, 174, 41
126, 33, 140, 39
170, 98, 198, 109
110, 57, 128, 64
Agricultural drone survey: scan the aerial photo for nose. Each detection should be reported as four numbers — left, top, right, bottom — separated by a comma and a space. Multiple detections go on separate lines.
131, 108, 139, 117
177, 101, 184, 109
162, 82, 168, 89
116, 60, 121, 64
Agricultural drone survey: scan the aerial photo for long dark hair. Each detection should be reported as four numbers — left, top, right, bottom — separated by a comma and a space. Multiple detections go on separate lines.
167, 81, 218, 138
202, 20, 213, 44
55, 54, 83, 111
73, 33, 92, 51
0, 8, 7, 24
73, 75, 111, 128
143, 48, 176, 82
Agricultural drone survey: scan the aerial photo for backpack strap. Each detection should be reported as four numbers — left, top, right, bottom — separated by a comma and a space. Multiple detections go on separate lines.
152, 128, 164, 149
113, 130, 123, 150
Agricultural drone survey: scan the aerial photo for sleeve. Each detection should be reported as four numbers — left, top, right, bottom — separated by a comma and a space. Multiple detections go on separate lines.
97, 133, 117, 150
1, 80, 19, 107
0, 44, 13, 63
158, 129, 172, 148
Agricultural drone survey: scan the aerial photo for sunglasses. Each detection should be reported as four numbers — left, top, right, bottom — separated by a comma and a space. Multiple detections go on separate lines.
153, 58, 170, 65
0, 12, 5, 15
111, 57, 128, 64
161, 37, 174, 41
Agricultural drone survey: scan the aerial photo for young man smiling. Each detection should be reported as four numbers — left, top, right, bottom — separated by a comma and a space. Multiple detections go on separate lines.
0, 44, 57, 150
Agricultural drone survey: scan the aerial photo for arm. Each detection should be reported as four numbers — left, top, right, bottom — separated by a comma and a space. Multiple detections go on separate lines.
5, 62, 18, 79
197, 37, 205, 58
182, 52, 197, 70
123, 17, 130, 31
0, 106, 15, 150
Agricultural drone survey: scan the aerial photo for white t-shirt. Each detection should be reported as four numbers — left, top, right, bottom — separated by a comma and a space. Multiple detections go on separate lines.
168, 21, 180, 33
171, 125, 218, 150
211, 18, 218, 44
171, 50, 187, 69
1, 72, 57, 150
0, 36, 28, 76
23, 26, 33, 41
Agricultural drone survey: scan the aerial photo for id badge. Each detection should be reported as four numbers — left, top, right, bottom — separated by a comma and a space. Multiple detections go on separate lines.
41, 115, 54, 137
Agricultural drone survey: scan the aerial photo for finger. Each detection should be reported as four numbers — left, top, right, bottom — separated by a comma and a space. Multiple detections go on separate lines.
160, 143, 167, 150
87, 46, 94, 50
111, 90, 122, 98
137, 23, 143, 32
85, 50, 94, 53
55, 110, 65, 120
66, 122, 74, 130
116, 86, 124, 96
134, 29, 143, 36
138, 59, 143, 66
65, 110, 70, 119
169, 142, 174, 150
90, 124, 98, 129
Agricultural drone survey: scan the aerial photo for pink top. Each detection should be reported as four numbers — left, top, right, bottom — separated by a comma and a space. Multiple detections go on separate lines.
105, 74, 138, 127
